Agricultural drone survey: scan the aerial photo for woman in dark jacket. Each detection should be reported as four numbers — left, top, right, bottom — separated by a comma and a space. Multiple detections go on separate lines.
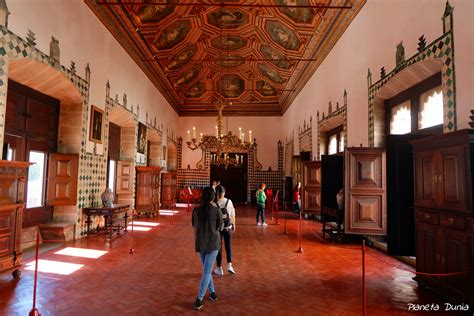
192, 186, 223, 310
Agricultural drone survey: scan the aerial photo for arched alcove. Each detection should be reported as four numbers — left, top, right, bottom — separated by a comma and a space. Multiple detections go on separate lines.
8, 59, 85, 154
370, 60, 442, 147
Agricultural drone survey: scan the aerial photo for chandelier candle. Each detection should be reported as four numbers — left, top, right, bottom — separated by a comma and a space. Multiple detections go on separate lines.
192, 127, 196, 139
187, 130, 190, 141
249, 131, 252, 143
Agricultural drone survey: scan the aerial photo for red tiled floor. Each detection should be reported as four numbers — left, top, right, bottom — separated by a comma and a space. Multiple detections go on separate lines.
0, 205, 467, 315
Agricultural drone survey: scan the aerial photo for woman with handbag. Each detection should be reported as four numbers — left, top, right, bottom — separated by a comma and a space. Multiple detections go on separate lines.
214, 185, 236, 275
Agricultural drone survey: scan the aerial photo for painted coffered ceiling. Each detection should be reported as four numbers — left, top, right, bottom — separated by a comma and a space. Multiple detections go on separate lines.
86, 0, 365, 116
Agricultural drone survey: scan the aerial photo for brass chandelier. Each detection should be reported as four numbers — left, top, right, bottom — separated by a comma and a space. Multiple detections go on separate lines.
186, 102, 252, 168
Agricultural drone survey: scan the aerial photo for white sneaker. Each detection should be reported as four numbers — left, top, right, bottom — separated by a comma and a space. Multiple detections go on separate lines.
214, 267, 223, 276
262, 222, 268, 226
256, 222, 261, 226
227, 263, 235, 274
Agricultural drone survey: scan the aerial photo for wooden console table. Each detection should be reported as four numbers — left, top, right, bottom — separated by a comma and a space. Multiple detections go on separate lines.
84, 204, 130, 239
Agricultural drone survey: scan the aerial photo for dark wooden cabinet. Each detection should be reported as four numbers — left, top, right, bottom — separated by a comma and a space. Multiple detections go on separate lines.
0, 160, 31, 275
301, 161, 321, 216
411, 129, 474, 304
160, 171, 176, 208
135, 166, 161, 215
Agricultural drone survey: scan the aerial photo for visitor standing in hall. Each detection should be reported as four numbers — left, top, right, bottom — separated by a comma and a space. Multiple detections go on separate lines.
192, 186, 223, 310
256, 183, 267, 226
293, 182, 301, 213
214, 185, 236, 275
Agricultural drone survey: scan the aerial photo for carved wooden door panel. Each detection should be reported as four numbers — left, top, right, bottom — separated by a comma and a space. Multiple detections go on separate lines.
116, 161, 134, 194
135, 168, 153, 212
416, 221, 437, 274
302, 161, 321, 215
438, 146, 468, 213
46, 153, 78, 205
414, 149, 438, 209
344, 147, 386, 235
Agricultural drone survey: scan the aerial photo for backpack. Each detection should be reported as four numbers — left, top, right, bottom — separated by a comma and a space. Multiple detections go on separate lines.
220, 199, 231, 228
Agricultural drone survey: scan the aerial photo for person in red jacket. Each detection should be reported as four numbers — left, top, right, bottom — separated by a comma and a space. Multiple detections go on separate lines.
293, 182, 301, 213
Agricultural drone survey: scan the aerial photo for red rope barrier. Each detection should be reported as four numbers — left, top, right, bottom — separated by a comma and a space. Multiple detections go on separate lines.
29, 232, 41, 316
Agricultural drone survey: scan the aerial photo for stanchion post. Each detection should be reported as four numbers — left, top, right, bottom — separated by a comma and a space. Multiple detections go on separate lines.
129, 209, 135, 254
275, 195, 279, 225
171, 201, 175, 225
29, 232, 41, 316
362, 239, 366, 316
186, 195, 190, 216
283, 202, 288, 235
296, 210, 303, 253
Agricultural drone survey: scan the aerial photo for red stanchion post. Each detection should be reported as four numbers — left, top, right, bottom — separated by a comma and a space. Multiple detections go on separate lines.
296, 210, 303, 253
29, 232, 41, 316
362, 239, 366, 316
186, 195, 190, 216
129, 209, 135, 254
275, 195, 279, 225
171, 202, 175, 225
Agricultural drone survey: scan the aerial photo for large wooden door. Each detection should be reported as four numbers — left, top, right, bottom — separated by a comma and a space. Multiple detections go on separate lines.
210, 153, 248, 203
344, 147, 386, 235
386, 134, 420, 256
4, 80, 60, 227
301, 161, 321, 215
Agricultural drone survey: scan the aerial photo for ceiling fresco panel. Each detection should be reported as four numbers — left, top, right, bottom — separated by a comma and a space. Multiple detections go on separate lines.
155, 20, 191, 50
256, 80, 278, 97
258, 63, 285, 84
166, 44, 198, 70
86, 0, 366, 116
260, 45, 292, 69
211, 35, 248, 51
265, 20, 301, 51
276, 0, 315, 24
218, 74, 245, 98
136, 0, 177, 23
208, 8, 249, 29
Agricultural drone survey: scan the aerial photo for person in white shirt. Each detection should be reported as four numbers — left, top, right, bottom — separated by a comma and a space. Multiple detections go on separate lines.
214, 185, 236, 275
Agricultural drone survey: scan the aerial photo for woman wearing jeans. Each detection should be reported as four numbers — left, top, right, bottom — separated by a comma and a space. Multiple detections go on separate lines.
192, 186, 223, 310
214, 185, 236, 275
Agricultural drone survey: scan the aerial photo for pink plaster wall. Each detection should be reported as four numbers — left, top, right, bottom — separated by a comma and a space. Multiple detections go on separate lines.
283, 0, 473, 152
7, 0, 178, 139
179, 116, 282, 170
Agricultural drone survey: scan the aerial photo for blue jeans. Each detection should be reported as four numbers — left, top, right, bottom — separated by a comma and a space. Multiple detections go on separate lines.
198, 250, 219, 300
256, 204, 265, 224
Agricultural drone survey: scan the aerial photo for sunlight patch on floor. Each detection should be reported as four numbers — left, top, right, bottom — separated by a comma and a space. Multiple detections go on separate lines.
55, 247, 108, 259
130, 221, 160, 227
24, 259, 84, 275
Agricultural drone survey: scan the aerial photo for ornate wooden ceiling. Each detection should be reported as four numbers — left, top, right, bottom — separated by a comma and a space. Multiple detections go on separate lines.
86, 1, 365, 116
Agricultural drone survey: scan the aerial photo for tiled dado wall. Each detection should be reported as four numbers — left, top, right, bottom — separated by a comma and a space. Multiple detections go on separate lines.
176, 139, 284, 202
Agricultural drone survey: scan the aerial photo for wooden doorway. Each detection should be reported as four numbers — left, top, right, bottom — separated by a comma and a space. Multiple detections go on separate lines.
4, 80, 60, 227
210, 153, 248, 203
